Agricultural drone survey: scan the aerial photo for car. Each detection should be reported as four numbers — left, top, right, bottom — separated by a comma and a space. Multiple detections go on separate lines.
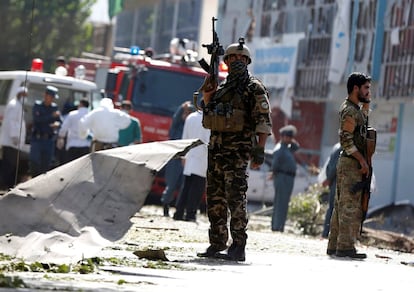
246, 149, 318, 205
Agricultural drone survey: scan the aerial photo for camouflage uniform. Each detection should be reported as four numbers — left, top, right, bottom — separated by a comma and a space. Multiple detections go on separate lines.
204, 76, 272, 251
327, 99, 368, 252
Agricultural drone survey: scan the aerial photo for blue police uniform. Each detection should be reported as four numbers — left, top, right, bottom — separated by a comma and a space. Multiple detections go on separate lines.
30, 86, 61, 176
271, 125, 298, 232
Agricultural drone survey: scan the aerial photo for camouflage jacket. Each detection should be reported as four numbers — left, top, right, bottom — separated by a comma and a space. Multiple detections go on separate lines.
339, 99, 369, 157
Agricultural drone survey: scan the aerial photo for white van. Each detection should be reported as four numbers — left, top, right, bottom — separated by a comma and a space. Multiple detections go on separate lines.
0, 70, 100, 157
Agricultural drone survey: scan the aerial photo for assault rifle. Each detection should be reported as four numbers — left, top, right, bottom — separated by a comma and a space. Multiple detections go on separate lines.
194, 17, 224, 109
351, 126, 377, 234
199, 17, 224, 89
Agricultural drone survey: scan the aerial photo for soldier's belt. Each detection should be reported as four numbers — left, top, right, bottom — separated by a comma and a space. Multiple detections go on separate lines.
34, 133, 54, 140
275, 170, 296, 177
202, 109, 244, 132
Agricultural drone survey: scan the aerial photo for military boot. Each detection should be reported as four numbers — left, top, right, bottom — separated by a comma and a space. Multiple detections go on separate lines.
217, 243, 246, 262
336, 249, 367, 259
326, 249, 336, 256
197, 246, 223, 258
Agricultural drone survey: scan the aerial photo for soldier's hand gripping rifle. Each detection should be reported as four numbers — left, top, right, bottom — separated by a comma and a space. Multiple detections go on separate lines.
351, 126, 377, 234
193, 17, 224, 109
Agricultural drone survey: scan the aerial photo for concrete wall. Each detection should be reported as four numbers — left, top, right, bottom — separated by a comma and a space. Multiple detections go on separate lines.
393, 103, 414, 205
198, 0, 219, 62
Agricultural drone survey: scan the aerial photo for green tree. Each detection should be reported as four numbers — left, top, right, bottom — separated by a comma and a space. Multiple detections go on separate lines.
0, 0, 96, 72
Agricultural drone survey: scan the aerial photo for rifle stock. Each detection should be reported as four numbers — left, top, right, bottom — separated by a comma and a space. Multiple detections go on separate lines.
360, 126, 377, 233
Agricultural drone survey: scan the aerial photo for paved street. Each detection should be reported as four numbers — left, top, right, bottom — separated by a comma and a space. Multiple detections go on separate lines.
1, 205, 414, 291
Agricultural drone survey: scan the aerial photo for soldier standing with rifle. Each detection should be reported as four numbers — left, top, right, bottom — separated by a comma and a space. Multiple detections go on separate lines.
195, 18, 272, 261
327, 72, 375, 259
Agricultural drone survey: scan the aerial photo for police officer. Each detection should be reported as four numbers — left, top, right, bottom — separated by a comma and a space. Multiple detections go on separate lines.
197, 39, 272, 261
29, 85, 61, 177
271, 124, 299, 232
327, 72, 372, 259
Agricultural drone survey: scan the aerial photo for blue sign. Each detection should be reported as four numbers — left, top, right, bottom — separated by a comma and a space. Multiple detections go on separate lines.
253, 46, 296, 74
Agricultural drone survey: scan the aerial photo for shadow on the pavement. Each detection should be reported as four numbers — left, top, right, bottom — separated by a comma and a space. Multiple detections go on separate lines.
186, 257, 251, 266
100, 266, 176, 279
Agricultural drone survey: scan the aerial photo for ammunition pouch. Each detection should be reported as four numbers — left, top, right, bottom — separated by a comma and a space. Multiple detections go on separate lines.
202, 105, 245, 132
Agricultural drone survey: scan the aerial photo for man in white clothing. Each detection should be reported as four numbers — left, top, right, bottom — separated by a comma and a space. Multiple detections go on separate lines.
79, 97, 131, 152
0, 86, 28, 188
57, 98, 91, 162
173, 110, 210, 221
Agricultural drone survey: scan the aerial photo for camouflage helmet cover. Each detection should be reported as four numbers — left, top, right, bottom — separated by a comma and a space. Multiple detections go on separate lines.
223, 41, 251, 64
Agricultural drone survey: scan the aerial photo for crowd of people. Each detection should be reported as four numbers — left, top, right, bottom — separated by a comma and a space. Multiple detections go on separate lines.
0, 49, 374, 263
0, 79, 142, 189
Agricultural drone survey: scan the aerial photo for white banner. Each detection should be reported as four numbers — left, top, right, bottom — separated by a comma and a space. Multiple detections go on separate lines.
248, 34, 305, 117
328, 0, 351, 83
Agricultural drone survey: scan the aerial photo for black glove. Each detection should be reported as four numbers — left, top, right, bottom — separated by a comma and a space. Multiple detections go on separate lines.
251, 145, 265, 165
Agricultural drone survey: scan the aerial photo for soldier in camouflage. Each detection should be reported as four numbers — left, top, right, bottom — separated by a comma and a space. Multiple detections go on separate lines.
197, 40, 272, 261
327, 72, 372, 259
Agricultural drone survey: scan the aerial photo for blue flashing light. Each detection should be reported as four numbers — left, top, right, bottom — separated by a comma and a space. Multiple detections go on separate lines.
130, 46, 140, 55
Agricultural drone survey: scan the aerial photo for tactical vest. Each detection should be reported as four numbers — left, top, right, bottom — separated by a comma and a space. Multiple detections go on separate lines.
202, 86, 248, 132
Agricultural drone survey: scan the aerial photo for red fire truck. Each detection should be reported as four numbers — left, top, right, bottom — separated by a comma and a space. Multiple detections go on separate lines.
69, 44, 227, 202
109, 51, 228, 142
70, 45, 227, 143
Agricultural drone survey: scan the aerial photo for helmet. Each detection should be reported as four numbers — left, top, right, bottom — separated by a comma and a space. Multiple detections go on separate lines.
223, 40, 251, 64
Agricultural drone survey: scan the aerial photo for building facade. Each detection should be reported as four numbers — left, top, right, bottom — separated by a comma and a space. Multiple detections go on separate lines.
217, 0, 414, 209
114, 0, 218, 61
112, 0, 414, 209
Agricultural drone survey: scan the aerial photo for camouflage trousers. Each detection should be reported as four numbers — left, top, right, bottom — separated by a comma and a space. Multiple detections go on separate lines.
206, 143, 249, 250
327, 156, 363, 251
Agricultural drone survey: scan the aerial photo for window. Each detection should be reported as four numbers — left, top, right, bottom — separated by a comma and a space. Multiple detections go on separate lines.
0, 79, 12, 105
258, 1, 335, 98
131, 68, 205, 116
24, 84, 91, 126
381, 0, 414, 98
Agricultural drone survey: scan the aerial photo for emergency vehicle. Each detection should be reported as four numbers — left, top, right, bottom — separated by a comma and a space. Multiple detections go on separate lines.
0, 64, 99, 161
106, 46, 227, 142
